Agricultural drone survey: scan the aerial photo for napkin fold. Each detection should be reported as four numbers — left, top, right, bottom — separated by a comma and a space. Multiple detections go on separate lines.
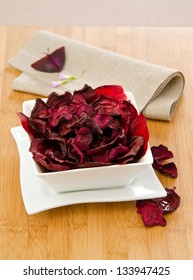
8, 30, 185, 121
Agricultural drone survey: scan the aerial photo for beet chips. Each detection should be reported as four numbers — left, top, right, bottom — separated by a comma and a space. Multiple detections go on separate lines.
18, 85, 149, 172
136, 187, 180, 227
151, 144, 178, 178
136, 145, 180, 227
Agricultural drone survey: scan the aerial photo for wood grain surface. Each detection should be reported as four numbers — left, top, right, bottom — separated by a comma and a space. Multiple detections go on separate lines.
0, 26, 193, 260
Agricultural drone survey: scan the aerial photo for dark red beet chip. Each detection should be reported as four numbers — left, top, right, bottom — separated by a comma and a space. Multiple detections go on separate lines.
30, 98, 49, 119
151, 144, 178, 178
74, 127, 93, 151
94, 85, 127, 103
17, 112, 36, 138
74, 84, 97, 104
130, 114, 149, 157
151, 144, 174, 160
136, 187, 180, 226
46, 91, 73, 107
136, 187, 180, 214
154, 187, 181, 213
141, 204, 166, 227
153, 160, 178, 178
108, 144, 129, 163
93, 113, 113, 129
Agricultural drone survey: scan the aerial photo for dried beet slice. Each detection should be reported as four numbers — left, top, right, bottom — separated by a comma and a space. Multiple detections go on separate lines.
154, 187, 180, 213
153, 160, 178, 178
68, 138, 85, 163
66, 115, 103, 135
91, 150, 109, 164
30, 98, 49, 119
86, 129, 125, 156
33, 156, 71, 171
151, 144, 174, 160
136, 187, 180, 226
141, 204, 166, 227
17, 112, 37, 138
136, 187, 180, 214
122, 100, 138, 124
130, 114, 149, 157
108, 144, 129, 163
30, 138, 76, 171
46, 91, 73, 107
117, 136, 145, 164
48, 105, 73, 127
29, 138, 51, 160
74, 127, 93, 151
151, 145, 178, 178
46, 128, 67, 158
92, 94, 122, 116
93, 113, 113, 129
28, 118, 47, 135
94, 85, 127, 103
74, 84, 97, 104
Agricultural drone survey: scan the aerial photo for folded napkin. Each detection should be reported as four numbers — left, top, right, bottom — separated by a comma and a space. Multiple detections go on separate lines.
8, 30, 185, 121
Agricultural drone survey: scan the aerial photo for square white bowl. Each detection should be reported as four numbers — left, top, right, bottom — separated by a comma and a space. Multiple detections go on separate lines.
22, 92, 153, 193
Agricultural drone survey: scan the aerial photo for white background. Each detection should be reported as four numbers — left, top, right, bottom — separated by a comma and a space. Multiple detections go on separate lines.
0, 0, 193, 26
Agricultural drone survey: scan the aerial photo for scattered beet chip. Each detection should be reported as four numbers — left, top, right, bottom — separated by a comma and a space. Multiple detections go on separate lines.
31, 46, 65, 73
151, 144, 174, 160
136, 187, 180, 226
153, 160, 178, 178
151, 145, 178, 178
17, 84, 149, 171
136, 187, 180, 214
141, 204, 166, 227
154, 187, 181, 213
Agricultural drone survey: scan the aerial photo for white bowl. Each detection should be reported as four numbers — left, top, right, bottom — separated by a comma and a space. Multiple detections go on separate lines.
22, 92, 153, 193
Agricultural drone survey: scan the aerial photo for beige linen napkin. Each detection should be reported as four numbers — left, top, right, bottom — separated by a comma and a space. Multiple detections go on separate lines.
8, 30, 185, 121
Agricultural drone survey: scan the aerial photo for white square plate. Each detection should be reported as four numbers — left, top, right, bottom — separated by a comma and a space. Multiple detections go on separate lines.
11, 126, 166, 215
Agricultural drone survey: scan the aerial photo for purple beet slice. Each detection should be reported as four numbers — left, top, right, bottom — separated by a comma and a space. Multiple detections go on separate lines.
141, 204, 166, 227
151, 145, 178, 178
136, 187, 180, 227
